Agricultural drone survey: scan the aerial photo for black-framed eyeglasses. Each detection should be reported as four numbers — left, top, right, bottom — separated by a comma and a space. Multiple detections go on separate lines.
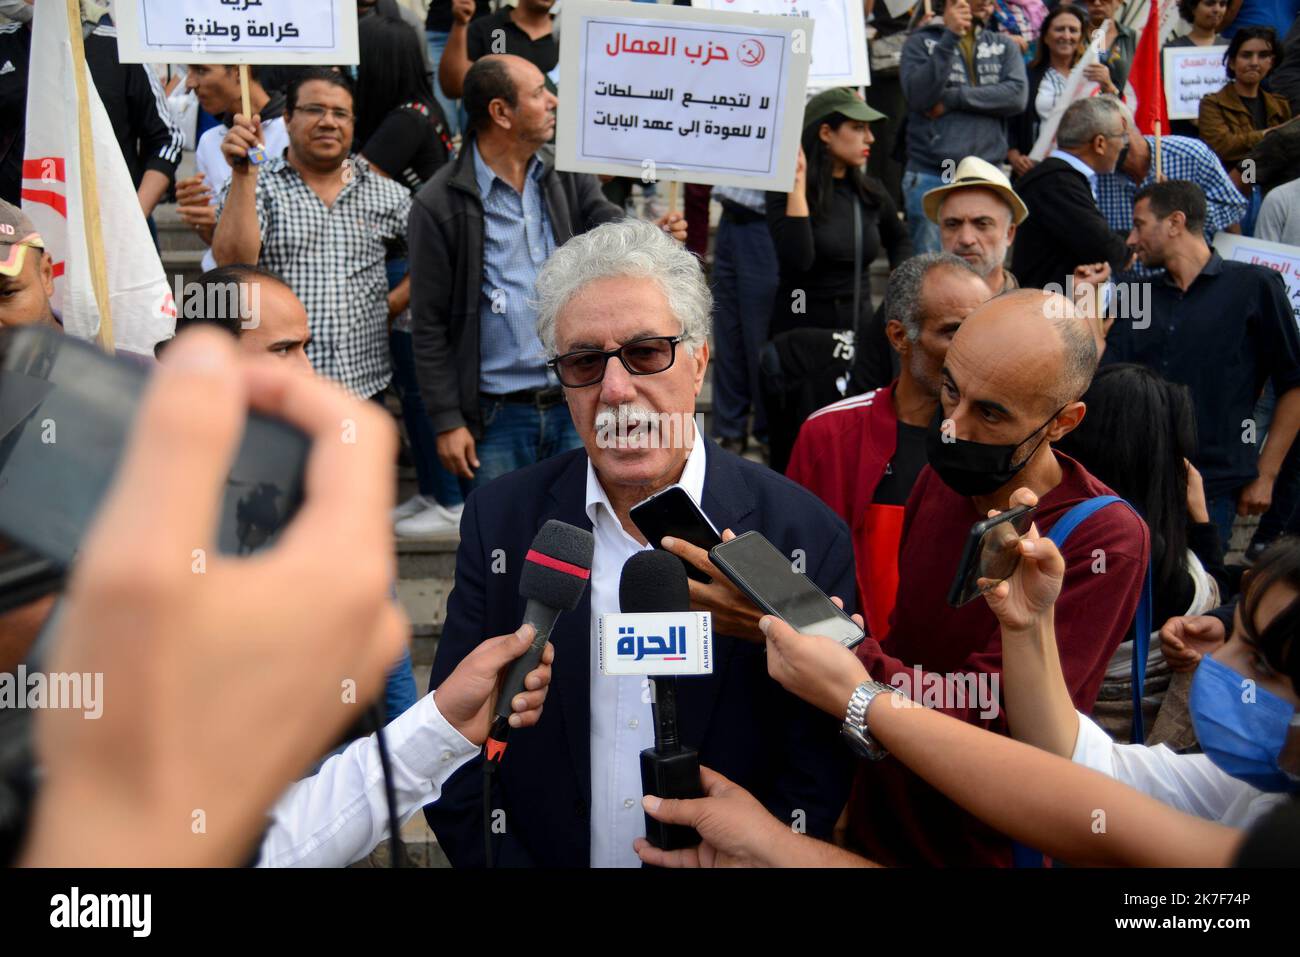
548, 336, 682, 388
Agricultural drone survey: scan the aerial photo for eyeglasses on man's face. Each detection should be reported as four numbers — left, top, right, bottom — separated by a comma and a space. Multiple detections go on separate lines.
548, 336, 683, 388
296, 104, 354, 124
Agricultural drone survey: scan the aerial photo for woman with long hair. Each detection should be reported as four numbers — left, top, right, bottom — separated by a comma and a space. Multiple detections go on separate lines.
1007, 3, 1114, 177
1199, 25, 1292, 172
766, 89, 910, 338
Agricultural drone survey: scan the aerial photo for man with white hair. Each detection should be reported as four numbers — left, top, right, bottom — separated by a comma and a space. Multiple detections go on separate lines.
424, 218, 857, 868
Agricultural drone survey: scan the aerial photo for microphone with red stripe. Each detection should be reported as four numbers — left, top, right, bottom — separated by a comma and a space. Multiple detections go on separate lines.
484, 519, 594, 767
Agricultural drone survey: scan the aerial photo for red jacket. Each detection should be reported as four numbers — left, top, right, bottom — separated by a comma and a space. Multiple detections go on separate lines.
849, 452, 1151, 866
786, 384, 901, 640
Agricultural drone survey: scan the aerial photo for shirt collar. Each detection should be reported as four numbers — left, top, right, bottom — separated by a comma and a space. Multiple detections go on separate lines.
1050, 148, 1099, 187
472, 140, 544, 196
584, 419, 708, 531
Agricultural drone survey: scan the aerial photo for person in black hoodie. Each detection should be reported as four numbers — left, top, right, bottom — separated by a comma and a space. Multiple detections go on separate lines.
1010, 94, 1130, 290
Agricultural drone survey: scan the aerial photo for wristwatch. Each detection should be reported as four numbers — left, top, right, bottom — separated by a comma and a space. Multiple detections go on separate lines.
840, 680, 901, 760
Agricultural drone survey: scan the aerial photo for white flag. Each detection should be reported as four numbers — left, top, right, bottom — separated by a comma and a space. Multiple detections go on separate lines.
1029, 21, 1109, 161
20, 0, 175, 355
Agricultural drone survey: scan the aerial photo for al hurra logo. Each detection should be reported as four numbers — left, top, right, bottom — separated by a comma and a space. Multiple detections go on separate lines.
617, 624, 689, 662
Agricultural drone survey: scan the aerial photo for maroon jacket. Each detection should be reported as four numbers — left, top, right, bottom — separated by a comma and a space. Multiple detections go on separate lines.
848, 452, 1150, 866
786, 384, 901, 640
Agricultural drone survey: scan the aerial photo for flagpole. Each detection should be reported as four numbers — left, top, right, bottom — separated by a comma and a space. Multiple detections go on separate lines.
239, 64, 252, 123
1154, 120, 1163, 181
65, 0, 114, 354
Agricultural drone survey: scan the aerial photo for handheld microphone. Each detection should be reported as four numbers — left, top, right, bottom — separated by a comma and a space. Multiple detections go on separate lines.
619, 550, 704, 851
483, 520, 594, 768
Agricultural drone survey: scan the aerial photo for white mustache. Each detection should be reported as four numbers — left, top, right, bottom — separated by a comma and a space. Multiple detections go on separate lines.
595, 403, 658, 435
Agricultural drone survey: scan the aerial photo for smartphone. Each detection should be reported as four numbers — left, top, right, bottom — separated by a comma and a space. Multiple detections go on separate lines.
630, 484, 722, 584
946, 504, 1036, 607
710, 531, 865, 648
0, 325, 310, 569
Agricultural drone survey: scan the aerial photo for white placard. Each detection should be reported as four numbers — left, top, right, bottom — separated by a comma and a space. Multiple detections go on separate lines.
598, 613, 714, 676
1213, 232, 1300, 325
114, 0, 360, 65
1163, 45, 1227, 121
692, 0, 868, 88
556, 0, 813, 190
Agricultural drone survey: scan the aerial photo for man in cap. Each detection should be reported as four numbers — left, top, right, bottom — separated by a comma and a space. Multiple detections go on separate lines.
851, 156, 1025, 391
0, 197, 56, 330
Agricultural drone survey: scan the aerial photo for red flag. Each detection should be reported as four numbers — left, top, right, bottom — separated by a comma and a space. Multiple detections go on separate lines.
1130, 0, 1170, 135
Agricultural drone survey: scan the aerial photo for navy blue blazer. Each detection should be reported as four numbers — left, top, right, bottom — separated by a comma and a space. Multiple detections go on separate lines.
423, 437, 858, 867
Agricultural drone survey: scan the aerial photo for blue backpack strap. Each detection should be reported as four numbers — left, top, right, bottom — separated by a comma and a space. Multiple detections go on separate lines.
1013, 496, 1150, 867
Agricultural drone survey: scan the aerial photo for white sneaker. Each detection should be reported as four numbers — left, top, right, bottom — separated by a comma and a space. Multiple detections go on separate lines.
392, 494, 432, 524
395, 503, 463, 538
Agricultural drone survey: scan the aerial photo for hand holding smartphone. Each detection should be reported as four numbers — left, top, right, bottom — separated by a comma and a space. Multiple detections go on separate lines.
629, 485, 722, 583
946, 504, 1036, 607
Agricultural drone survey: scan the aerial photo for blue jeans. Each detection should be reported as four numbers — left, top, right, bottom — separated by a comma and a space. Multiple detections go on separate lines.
711, 213, 778, 440
469, 397, 583, 493
902, 168, 945, 254
1206, 494, 1239, 549
426, 30, 466, 139
391, 329, 464, 507
384, 650, 419, 724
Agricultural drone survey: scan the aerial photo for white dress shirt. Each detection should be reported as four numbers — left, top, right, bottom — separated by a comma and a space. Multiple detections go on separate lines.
1070, 710, 1288, 829
586, 429, 709, 868
258, 691, 478, 867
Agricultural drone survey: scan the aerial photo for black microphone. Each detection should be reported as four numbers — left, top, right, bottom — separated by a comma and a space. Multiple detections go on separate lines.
620, 550, 703, 851
484, 520, 594, 767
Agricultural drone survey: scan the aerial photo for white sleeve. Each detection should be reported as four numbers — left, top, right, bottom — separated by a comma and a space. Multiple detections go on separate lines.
258, 692, 479, 868
1070, 710, 1262, 824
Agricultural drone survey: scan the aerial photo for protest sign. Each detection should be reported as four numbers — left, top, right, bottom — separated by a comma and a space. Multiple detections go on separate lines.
556, 0, 813, 190
1163, 45, 1227, 121
1214, 232, 1300, 325
114, 0, 360, 65
692, 0, 868, 88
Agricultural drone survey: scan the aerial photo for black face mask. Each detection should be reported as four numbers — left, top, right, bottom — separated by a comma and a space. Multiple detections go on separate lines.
924, 406, 1063, 498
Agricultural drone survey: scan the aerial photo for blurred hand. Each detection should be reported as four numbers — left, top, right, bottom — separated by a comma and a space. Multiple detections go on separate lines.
633, 766, 789, 867
944, 0, 972, 35
437, 425, 479, 480
23, 329, 407, 866
1159, 614, 1226, 673
662, 528, 764, 642
1237, 474, 1274, 516
1185, 459, 1210, 524
221, 113, 264, 174
451, 0, 476, 25
762, 607, 868, 719
435, 626, 553, 745
792, 145, 807, 194
1007, 149, 1036, 177
981, 488, 1066, 632
926, 101, 947, 120
175, 173, 216, 228
655, 211, 688, 243
1083, 62, 1116, 92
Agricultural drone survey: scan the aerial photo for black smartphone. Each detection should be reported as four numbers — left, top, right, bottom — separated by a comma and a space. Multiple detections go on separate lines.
710, 531, 865, 648
946, 504, 1037, 607
0, 325, 310, 569
630, 484, 722, 584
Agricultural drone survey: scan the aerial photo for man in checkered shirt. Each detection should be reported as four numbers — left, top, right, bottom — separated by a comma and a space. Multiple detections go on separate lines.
212, 68, 412, 399
1096, 103, 1247, 280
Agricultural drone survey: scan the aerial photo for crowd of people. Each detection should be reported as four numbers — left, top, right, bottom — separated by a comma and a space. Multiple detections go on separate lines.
1, 0, 1299, 871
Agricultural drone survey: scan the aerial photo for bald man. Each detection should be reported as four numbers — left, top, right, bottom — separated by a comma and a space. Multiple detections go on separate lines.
843, 289, 1150, 867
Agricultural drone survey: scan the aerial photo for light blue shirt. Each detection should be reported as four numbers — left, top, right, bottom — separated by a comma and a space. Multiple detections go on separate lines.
1050, 148, 1100, 203
473, 142, 557, 395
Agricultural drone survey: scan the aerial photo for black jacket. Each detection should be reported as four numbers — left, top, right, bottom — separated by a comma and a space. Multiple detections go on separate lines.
0, 21, 183, 205
423, 437, 858, 866
407, 136, 622, 437
1010, 156, 1129, 290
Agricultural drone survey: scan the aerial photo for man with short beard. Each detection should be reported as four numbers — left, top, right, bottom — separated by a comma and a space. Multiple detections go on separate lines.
423, 218, 855, 868
851, 157, 1024, 391
789, 253, 991, 638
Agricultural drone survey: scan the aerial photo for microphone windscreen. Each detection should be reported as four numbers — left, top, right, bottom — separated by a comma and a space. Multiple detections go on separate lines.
619, 549, 690, 614
519, 520, 595, 611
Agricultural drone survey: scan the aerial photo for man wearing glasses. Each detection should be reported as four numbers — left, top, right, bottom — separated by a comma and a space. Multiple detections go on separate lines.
408, 55, 685, 498
423, 218, 857, 867
213, 68, 412, 402
1009, 95, 1133, 291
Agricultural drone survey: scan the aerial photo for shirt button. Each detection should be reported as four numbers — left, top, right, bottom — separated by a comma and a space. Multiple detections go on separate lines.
440, 750, 453, 763
623, 798, 636, 809
628, 718, 639, 729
